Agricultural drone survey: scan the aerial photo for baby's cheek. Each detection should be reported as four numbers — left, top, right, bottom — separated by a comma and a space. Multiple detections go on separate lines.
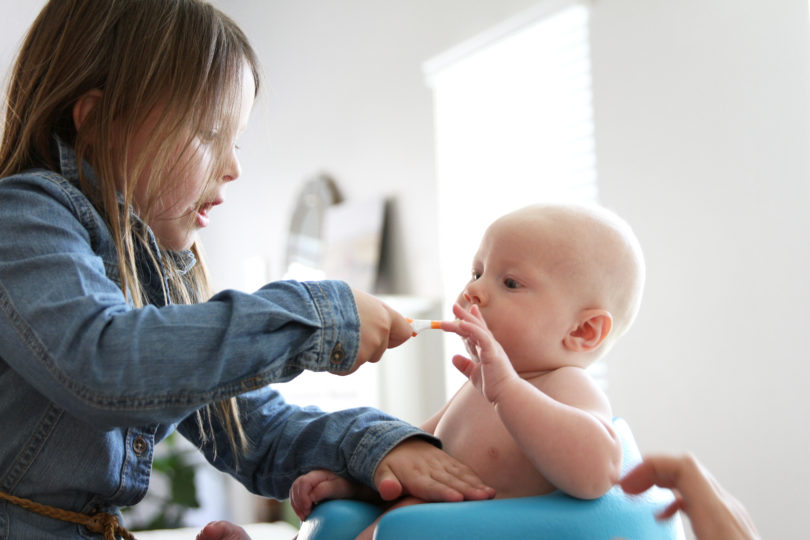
493, 321, 531, 353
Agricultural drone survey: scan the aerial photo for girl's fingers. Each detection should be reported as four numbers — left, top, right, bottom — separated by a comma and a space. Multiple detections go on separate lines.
385, 306, 412, 347
374, 470, 404, 501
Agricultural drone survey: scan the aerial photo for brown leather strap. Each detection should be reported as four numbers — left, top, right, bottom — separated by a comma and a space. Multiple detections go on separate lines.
0, 489, 136, 539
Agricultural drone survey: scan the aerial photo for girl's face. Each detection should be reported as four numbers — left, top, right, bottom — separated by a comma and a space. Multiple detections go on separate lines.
129, 62, 256, 251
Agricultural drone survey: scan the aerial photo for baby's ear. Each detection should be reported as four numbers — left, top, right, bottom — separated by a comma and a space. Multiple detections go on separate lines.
563, 309, 613, 352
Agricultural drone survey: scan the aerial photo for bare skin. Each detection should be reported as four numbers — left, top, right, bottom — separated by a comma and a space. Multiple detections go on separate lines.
200, 453, 763, 540
621, 454, 761, 540
197, 521, 250, 540
290, 205, 643, 540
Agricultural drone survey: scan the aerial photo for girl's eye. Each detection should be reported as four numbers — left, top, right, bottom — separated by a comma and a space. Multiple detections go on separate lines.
471, 270, 481, 281
200, 130, 219, 142
504, 278, 520, 289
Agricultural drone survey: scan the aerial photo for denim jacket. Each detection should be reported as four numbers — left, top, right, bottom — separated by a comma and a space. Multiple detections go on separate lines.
0, 138, 432, 538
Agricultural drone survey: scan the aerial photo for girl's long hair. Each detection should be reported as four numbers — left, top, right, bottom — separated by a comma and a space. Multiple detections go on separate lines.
0, 0, 261, 455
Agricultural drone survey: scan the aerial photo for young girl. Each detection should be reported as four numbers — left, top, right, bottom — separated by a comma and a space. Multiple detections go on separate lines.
0, 1, 491, 538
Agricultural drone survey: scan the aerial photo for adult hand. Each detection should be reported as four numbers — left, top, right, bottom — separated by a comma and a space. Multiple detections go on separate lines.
373, 438, 495, 502
351, 289, 412, 372
620, 454, 760, 540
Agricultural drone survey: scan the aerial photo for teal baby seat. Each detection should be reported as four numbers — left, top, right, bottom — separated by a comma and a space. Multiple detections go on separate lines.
297, 418, 685, 539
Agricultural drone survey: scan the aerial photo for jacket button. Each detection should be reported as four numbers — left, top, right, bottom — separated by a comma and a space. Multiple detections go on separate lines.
132, 435, 148, 456
330, 343, 345, 364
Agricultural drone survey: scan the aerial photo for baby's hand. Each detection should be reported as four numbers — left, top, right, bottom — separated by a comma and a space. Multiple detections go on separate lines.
441, 303, 519, 404
289, 469, 365, 521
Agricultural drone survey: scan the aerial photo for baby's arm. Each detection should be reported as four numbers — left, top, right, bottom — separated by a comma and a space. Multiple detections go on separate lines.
444, 304, 622, 499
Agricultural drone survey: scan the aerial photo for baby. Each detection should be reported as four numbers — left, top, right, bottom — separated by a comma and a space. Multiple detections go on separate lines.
290, 203, 646, 537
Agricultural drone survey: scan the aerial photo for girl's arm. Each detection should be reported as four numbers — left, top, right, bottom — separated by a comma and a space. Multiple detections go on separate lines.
0, 172, 373, 428
179, 386, 491, 503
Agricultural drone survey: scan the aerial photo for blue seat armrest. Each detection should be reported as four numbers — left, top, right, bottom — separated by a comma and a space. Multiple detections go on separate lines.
297, 418, 685, 540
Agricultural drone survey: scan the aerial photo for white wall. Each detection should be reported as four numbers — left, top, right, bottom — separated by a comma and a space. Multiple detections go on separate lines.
3, 1, 809, 538
591, 2, 810, 539
211, 3, 810, 538
0, 3, 42, 77
202, 0, 544, 296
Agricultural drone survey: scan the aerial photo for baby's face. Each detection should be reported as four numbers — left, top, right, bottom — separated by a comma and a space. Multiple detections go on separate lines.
456, 215, 580, 374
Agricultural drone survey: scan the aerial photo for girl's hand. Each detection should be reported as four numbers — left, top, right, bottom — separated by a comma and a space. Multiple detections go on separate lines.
351, 289, 412, 372
440, 303, 519, 404
373, 438, 495, 502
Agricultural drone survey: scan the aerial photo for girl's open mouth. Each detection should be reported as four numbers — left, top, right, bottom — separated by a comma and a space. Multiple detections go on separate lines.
196, 199, 222, 228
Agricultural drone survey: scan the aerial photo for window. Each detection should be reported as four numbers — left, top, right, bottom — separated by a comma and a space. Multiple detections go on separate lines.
424, 0, 600, 396
275, 1, 600, 418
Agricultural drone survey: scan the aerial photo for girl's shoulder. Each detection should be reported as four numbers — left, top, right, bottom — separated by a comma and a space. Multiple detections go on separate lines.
1, 167, 97, 218
2, 166, 84, 197
0, 168, 110, 249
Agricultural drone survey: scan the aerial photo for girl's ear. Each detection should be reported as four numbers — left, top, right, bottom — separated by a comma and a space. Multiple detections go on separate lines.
563, 309, 613, 352
72, 89, 103, 131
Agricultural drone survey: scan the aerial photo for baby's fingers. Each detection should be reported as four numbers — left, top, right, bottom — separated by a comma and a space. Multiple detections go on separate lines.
452, 354, 475, 378
451, 303, 487, 328
450, 320, 495, 354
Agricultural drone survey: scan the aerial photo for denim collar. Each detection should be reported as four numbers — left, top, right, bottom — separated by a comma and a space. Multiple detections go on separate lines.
51, 135, 197, 274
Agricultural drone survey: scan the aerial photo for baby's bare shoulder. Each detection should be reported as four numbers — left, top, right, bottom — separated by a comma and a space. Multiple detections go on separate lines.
531, 367, 611, 416
530, 365, 593, 388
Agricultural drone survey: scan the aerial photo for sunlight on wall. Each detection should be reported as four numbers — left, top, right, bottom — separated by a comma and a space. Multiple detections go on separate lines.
424, 0, 599, 397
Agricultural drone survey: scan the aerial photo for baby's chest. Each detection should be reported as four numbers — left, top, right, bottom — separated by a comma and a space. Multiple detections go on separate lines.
434, 386, 503, 447
434, 386, 547, 495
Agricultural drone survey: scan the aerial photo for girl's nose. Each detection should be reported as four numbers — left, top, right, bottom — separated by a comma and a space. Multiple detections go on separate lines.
222, 148, 241, 182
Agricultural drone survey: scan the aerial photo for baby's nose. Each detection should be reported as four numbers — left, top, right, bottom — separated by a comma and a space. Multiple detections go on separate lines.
462, 286, 485, 306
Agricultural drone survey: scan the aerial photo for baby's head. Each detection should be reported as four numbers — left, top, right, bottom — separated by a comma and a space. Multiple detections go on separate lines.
457, 203, 645, 372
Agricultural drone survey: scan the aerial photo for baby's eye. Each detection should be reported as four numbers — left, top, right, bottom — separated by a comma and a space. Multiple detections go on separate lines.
471, 270, 481, 281
504, 278, 520, 289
